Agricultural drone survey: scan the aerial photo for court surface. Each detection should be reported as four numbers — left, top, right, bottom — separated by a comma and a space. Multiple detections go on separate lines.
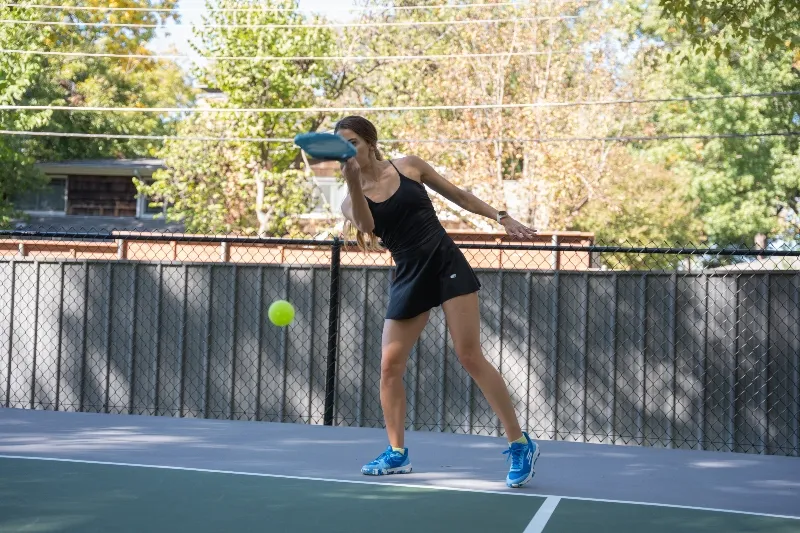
1, 408, 798, 533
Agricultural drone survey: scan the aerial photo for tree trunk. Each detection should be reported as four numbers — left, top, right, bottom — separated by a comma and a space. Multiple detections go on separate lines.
755, 232, 767, 260
255, 171, 274, 237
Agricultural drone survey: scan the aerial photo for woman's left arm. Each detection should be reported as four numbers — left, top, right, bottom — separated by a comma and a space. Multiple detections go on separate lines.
410, 156, 538, 240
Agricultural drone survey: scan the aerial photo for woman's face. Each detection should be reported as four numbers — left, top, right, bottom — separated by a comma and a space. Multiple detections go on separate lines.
336, 128, 373, 167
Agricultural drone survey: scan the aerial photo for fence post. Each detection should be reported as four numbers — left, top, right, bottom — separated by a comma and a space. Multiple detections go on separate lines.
323, 236, 342, 426
551, 234, 560, 270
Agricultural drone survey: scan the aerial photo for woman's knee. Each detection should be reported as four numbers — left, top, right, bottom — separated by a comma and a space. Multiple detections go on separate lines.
455, 345, 486, 374
381, 346, 409, 378
379, 313, 429, 379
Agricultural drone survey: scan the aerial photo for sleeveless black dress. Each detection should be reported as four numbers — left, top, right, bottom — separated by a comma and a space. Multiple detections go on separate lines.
365, 160, 481, 320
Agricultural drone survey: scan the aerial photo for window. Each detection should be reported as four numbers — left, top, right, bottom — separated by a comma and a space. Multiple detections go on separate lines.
137, 192, 166, 218
13, 176, 67, 214
136, 178, 166, 218
309, 177, 346, 216
67, 175, 137, 217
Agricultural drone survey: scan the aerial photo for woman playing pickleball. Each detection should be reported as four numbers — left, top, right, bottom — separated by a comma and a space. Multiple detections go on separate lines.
336, 115, 540, 488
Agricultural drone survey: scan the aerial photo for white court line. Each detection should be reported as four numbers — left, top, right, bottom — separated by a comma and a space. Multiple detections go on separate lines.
524, 497, 561, 533
0, 454, 798, 521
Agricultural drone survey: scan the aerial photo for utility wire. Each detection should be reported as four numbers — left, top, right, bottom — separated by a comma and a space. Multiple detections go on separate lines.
0, 15, 575, 29
2, 91, 797, 114
0, 1, 582, 14
1, 129, 796, 144
0, 48, 576, 62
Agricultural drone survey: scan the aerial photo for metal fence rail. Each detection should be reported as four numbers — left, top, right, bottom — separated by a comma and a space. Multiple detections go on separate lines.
1, 231, 798, 456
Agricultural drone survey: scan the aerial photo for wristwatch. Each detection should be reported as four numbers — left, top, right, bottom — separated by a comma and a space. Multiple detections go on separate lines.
496, 210, 509, 223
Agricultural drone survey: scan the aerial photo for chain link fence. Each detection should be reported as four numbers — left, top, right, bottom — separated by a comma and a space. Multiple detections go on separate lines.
1, 229, 798, 456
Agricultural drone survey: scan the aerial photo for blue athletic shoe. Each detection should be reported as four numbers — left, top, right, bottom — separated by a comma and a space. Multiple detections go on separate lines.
503, 432, 539, 488
361, 445, 413, 476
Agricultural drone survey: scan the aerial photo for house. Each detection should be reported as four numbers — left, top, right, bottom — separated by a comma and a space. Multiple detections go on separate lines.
11, 158, 181, 232
297, 159, 348, 223
9, 156, 583, 236
11, 157, 343, 234
7, 156, 596, 270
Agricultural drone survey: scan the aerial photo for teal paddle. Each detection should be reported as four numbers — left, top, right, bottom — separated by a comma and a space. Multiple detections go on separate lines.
294, 132, 357, 162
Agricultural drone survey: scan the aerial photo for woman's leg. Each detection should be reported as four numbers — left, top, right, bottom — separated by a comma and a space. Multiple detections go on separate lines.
441, 291, 539, 487
380, 311, 430, 448
441, 292, 522, 441
361, 310, 429, 475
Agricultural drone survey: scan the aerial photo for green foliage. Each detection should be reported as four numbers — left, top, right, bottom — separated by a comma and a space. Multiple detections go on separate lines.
137, 114, 314, 236
573, 149, 703, 270
574, 150, 703, 241
0, 5, 51, 226
772, 147, 800, 242
634, 12, 800, 247
30, 58, 192, 161
0, 1, 193, 228
27, 0, 193, 161
140, 0, 353, 236
4, 0, 795, 249
658, 0, 800, 63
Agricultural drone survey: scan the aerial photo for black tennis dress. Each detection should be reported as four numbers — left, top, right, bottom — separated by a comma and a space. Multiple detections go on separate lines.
365, 160, 481, 320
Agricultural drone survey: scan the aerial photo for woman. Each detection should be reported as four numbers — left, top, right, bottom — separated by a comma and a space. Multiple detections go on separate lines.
336, 115, 540, 488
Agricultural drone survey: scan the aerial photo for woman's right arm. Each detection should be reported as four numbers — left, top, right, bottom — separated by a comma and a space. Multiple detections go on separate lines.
340, 159, 375, 233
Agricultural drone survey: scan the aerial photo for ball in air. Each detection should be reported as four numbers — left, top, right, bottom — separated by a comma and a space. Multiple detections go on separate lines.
268, 300, 295, 327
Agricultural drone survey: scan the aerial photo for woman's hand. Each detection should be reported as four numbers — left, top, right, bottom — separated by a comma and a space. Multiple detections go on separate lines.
340, 157, 361, 184
339, 157, 376, 234
501, 217, 538, 240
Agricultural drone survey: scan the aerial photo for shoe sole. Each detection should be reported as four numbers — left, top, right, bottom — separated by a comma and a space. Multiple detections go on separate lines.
361, 465, 413, 476
507, 445, 540, 488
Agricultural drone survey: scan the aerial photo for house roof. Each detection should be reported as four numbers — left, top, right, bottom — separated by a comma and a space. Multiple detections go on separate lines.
34, 158, 339, 178
13, 215, 185, 233
35, 159, 167, 177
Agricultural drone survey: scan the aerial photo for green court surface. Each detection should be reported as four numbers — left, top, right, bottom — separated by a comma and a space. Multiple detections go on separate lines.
544, 500, 800, 533
1, 457, 799, 533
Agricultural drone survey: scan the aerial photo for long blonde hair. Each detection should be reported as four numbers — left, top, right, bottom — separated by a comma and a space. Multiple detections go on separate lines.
336, 115, 385, 253
344, 219, 382, 252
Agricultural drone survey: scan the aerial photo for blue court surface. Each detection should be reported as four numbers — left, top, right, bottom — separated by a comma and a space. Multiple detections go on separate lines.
1, 408, 798, 533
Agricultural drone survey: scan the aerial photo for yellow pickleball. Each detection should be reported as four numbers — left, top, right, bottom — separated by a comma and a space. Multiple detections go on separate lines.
268, 299, 295, 327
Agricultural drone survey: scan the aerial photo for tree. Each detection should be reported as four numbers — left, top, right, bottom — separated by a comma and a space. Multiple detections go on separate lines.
22, 0, 193, 161
0, 1, 193, 227
0, 4, 51, 226
139, 113, 314, 236
333, 0, 703, 248
139, 0, 362, 236
334, 1, 627, 229
633, 8, 800, 247
572, 149, 704, 269
657, 0, 800, 64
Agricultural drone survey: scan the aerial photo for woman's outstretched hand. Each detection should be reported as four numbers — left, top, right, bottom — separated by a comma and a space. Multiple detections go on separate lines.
500, 217, 538, 240
340, 157, 361, 184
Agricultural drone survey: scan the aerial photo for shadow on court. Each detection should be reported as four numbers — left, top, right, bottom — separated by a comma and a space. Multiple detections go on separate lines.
1, 409, 799, 533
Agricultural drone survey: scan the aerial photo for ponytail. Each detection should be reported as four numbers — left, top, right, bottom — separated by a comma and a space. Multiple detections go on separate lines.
344, 219, 382, 253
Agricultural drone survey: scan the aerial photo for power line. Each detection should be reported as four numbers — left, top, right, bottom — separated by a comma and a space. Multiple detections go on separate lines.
0, 48, 575, 62
2, 91, 797, 114
1, 129, 796, 144
0, 130, 292, 142
0, 1, 577, 14
0, 15, 574, 29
